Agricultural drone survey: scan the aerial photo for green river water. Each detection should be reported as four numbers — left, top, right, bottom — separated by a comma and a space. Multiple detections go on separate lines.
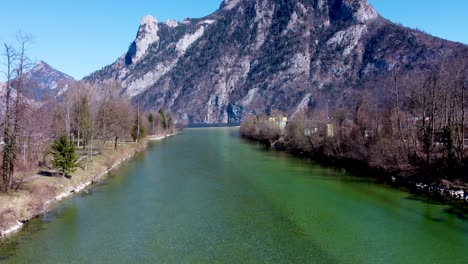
0, 127, 467, 263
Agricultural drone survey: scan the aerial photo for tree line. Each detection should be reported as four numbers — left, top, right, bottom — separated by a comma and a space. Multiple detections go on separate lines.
241, 57, 468, 183
0, 38, 175, 192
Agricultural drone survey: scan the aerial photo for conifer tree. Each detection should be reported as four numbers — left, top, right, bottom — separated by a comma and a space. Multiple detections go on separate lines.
51, 135, 78, 178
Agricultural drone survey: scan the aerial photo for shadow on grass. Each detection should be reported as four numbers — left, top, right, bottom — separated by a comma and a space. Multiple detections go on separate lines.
37, 170, 56, 177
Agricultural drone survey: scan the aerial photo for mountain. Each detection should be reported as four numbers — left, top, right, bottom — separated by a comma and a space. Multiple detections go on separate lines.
23, 61, 75, 101
0, 82, 5, 112
84, 0, 468, 124
0, 61, 73, 112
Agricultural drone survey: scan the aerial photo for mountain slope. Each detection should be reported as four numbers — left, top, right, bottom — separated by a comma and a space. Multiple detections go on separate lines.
85, 0, 468, 123
0, 82, 5, 113
23, 61, 75, 100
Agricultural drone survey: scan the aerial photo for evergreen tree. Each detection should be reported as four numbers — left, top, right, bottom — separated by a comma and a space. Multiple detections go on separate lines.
158, 108, 167, 130
51, 135, 79, 178
167, 116, 173, 130
148, 113, 154, 134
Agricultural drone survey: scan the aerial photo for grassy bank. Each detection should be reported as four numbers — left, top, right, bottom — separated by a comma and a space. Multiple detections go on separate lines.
0, 134, 171, 237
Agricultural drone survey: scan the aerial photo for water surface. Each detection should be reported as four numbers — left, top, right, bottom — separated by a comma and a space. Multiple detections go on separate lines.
1, 128, 467, 263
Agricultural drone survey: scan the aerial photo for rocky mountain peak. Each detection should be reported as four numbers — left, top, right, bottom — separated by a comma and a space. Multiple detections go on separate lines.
29, 60, 53, 74
220, 0, 378, 22
140, 15, 157, 26
85, 0, 467, 124
24, 61, 74, 100
126, 15, 160, 65
338, 0, 378, 22
26, 61, 73, 81
165, 19, 179, 28
221, 0, 242, 10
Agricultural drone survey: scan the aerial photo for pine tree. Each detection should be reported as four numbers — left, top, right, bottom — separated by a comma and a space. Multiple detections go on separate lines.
158, 108, 167, 130
51, 135, 79, 178
148, 113, 154, 134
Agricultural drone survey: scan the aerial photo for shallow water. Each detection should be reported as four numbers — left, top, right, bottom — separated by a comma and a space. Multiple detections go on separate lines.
0, 128, 467, 263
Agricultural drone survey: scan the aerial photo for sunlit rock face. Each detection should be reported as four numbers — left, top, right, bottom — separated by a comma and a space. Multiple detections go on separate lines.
126, 15, 160, 65
84, 0, 468, 124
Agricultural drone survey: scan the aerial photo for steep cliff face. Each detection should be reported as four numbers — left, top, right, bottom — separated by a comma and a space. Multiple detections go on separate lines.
85, 0, 468, 123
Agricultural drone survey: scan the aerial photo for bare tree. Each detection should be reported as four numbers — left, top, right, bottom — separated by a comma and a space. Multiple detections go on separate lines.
1, 43, 15, 192
96, 80, 131, 150
1, 34, 31, 192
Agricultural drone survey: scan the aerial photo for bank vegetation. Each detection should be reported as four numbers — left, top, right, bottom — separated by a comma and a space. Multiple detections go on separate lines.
241, 58, 468, 199
0, 36, 177, 236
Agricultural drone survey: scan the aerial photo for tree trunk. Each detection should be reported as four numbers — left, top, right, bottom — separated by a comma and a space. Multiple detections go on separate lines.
1, 44, 14, 192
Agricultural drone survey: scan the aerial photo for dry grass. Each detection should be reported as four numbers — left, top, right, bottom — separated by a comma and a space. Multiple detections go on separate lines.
0, 208, 17, 231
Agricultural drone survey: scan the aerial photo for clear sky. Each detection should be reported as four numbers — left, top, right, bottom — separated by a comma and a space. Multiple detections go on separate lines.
0, 0, 467, 81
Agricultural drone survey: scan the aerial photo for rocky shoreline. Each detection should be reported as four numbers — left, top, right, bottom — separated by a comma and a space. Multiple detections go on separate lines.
0, 134, 174, 238
392, 176, 468, 203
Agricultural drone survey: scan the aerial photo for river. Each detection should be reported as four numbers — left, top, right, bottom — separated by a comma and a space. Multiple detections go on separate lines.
0, 127, 467, 263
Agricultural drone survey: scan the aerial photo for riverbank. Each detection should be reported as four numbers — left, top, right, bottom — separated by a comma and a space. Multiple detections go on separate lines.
0, 133, 174, 238
241, 134, 468, 205
1, 127, 466, 263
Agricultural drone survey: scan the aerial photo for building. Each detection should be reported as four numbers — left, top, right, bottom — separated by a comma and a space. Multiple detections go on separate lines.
304, 123, 334, 138
268, 117, 288, 130
327, 124, 335, 137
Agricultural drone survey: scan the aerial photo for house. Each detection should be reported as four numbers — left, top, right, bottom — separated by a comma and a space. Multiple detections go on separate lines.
268, 116, 288, 130
327, 123, 334, 137
407, 116, 429, 125
304, 127, 318, 137
304, 123, 334, 138
364, 129, 376, 139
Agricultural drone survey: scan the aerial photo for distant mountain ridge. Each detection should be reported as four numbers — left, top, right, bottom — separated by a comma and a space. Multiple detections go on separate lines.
0, 61, 74, 113
84, 0, 468, 123
23, 61, 75, 100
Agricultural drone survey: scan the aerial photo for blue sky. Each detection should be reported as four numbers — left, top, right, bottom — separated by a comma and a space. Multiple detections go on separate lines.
0, 0, 467, 80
